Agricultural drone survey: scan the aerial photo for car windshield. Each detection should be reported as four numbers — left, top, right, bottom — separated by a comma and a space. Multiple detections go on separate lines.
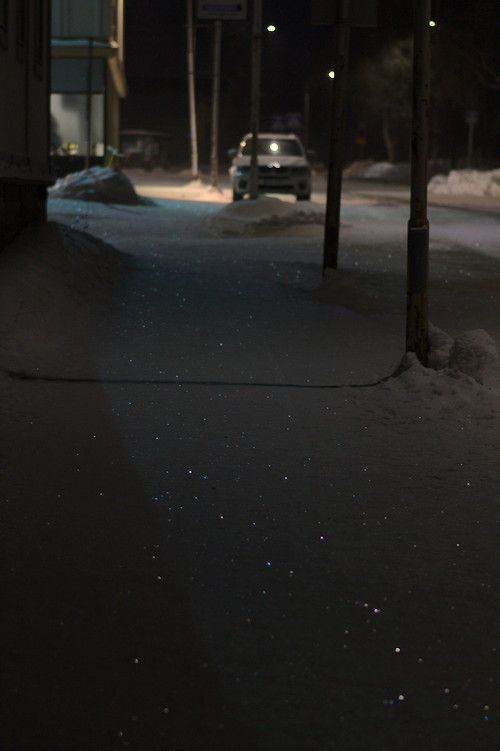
241, 137, 302, 157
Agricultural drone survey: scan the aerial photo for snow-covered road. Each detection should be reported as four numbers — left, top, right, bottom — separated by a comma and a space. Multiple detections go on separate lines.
1, 189, 499, 750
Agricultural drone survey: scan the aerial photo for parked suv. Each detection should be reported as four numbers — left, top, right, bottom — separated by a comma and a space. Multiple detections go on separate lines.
229, 133, 311, 201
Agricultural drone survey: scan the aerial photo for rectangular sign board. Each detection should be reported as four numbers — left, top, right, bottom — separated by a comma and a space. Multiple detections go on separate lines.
197, 1, 247, 21
312, 0, 378, 27
465, 110, 479, 125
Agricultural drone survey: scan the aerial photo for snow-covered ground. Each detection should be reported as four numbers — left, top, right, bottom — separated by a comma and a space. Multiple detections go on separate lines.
1, 176, 499, 750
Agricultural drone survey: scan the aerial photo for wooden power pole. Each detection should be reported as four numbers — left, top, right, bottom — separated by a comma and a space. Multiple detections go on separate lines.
322, 0, 351, 272
406, 0, 431, 364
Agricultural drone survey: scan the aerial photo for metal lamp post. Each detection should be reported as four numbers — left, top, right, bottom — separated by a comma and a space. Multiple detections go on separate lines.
406, 0, 431, 364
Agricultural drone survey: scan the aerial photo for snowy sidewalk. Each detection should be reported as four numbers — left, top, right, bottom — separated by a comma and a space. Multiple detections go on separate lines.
1, 195, 499, 750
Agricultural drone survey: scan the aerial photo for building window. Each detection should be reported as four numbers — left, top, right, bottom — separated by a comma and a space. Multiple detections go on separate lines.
0, 0, 8, 50
51, 93, 105, 157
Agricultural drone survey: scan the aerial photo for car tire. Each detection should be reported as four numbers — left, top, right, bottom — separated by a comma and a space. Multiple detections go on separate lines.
296, 194, 311, 201
233, 191, 244, 201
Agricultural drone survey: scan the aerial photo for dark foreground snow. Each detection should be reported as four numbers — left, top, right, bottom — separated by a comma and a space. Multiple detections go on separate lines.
1, 191, 499, 751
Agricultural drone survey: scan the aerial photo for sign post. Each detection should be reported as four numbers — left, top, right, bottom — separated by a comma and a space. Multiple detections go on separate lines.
210, 21, 222, 187
355, 122, 367, 159
465, 110, 478, 168
187, 0, 199, 180
322, 0, 351, 272
321, 0, 377, 273
249, 0, 262, 200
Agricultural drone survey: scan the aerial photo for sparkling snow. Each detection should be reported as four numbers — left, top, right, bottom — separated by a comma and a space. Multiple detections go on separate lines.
1, 172, 499, 750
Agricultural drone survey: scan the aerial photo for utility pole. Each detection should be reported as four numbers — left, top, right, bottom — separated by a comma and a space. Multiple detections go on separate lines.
210, 21, 222, 188
322, 0, 350, 273
186, 0, 199, 180
303, 81, 310, 153
406, 0, 431, 364
249, 0, 262, 200
465, 110, 478, 168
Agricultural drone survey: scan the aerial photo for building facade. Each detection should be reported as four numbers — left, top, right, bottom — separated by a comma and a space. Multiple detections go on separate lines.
51, 0, 126, 172
0, 1, 52, 248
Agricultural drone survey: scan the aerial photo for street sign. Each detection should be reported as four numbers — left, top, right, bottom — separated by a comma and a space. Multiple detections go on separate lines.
355, 123, 367, 145
465, 110, 479, 125
197, 1, 247, 21
285, 112, 303, 132
270, 115, 286, 132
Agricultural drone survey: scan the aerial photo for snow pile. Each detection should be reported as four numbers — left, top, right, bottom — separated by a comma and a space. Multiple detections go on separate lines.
344, 162, 500, 196
427, 325, 498, 381
376, 350, 498, 423
428, 168, 500, 197
201, 196, 325, 237
343, 160, 411, 181
49, 166, 142, 205
0, 221, 129, 375
365, 325, 499, 425
124, 172, 229, 203
391, 324, 499, 384
162, 178, 227, 202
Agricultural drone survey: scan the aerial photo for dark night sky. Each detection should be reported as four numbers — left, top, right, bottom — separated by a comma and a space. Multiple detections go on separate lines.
121, 1, 499, 167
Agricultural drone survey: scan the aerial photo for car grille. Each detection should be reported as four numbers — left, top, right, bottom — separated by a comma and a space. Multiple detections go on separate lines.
258, 165, 294, 187
259, 165, 290, 176
234, 163, 310, 195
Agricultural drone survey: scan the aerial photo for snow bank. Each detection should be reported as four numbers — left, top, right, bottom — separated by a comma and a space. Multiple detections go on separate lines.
428, 168, 500, 197
0, 222, 128, 375
154, 177, 227, 203
201, 196, 325, 237
352, 324, 499, 428
49, 166, 142, 205
398, 325, 498, 385
124, 172, 229, 202
375, 350, 498, 424
345, 162, 500, 198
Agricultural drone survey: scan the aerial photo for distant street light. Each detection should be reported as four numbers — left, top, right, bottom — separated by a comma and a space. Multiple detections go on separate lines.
266, 24, 276, 32
429, 20, 436, 27
328, 70, 335, 78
